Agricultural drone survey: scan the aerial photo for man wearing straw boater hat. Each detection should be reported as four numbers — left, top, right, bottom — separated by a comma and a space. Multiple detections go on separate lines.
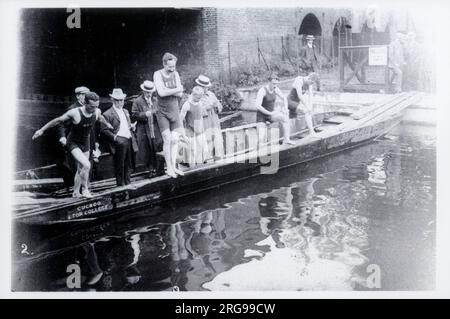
195, 74, 224, 160
299, 35, 321, 91
101, 88, 138, 187
131, 80, 163, 177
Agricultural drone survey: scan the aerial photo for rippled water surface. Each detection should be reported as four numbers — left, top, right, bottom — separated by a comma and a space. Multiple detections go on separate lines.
12, 124, 436, 291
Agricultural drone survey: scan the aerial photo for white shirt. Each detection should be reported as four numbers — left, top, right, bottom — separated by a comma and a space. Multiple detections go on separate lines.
113, 106, 131, 139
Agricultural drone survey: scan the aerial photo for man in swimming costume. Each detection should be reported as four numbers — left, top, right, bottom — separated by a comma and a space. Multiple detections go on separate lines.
255, 73, 295, 145
287, 73, 319, 136
32, 92, 113, 198
55, 86, 90, 190
153, 52, 186, 178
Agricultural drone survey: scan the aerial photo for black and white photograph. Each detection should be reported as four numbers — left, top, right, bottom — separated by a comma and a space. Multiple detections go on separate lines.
1, 0, 448, 296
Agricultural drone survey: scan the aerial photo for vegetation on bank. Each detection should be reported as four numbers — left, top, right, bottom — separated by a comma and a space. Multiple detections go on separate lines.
179, 55, 335, 112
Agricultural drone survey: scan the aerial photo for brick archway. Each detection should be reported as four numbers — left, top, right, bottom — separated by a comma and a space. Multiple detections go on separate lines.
299, 13, 322, 36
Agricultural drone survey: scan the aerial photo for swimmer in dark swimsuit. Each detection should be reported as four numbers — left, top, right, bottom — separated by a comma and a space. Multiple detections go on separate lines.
255, 73, 295, 145
32, 92, 113, 198
287, 73, 319, 137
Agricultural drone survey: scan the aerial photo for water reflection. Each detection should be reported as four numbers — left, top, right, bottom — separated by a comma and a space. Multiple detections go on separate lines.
12, 124, 436, 291
203, 176, 371, 291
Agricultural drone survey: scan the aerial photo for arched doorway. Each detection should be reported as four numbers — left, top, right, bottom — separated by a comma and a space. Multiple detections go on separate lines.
332, 17, 351, 56
299, 13, 322, 37
299, 13, 322, 53
330, 17, 352, 65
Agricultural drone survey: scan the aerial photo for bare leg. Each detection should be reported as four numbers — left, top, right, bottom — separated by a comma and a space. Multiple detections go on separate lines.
192, 134, 200, 165
199, 133, 209, 164
172, 130, 184, 176
72, 164, 82, 197
81, 151, 92, 197
70, 148, 91, 197
273, 113, 295, 145
162, 129, 176, 178
212, 128, 224, 159
304, 112, 316, 135
281, 120, 295, 144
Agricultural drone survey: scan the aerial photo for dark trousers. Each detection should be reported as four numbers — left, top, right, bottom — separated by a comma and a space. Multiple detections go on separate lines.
113, 136, 132, 186
136, 137, 157, 170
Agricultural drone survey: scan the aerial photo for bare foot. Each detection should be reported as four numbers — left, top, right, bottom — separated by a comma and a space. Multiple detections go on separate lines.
72, 192, 82, 198
283, 139, 296, 145
166, 169, 177, 178
81, 190, 93, 198
174, 167, 185, 176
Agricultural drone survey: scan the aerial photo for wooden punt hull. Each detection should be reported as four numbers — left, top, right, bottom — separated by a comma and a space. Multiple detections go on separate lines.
13, 115, 401, 225
13, 92, 422, 225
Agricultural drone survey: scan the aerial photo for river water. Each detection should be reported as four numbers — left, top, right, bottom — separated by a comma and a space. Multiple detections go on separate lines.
12, 123, 436, 291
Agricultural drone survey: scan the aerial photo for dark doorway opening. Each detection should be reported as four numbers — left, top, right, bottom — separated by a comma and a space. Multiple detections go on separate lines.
298, 13, 322, 37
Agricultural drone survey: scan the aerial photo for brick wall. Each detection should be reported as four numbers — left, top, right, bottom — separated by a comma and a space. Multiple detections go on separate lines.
216, 8, 298, 69
201, 7, 353, 76
202, 8, 221, 78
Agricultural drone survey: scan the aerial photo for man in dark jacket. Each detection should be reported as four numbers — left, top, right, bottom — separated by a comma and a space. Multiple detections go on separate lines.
101, 88, 138, 187
299, 35, 321, 91
131, 81, 163, 177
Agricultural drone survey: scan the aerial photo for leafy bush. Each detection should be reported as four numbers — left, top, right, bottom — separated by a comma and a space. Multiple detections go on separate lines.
177, 65, 205, 93
272, 61, 297, 77
211, 83, 243, 112
233, 64, 268, 87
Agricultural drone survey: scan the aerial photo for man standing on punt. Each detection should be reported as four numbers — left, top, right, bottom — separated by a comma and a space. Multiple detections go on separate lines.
101, 88, 138, 187
56, 86, 91, 190
32, 92, 113, 198
131, 80, 163, 177
153, 52, 186, 178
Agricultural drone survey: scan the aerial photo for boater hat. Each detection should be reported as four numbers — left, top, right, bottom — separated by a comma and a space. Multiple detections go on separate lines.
305, 35, 315, 40
74, 86, 90, 94
109, 88, 127, 100
140, 80, 155, 93
195, 75, 212, 87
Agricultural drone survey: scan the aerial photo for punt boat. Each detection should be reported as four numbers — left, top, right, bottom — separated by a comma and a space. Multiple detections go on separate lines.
13, 92, 422, 225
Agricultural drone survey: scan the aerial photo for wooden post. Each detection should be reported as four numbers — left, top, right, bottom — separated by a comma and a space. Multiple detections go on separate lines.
361, 47, 366, 84
331, 36, 334, 68
338, 23, 341, 54
228, 42, 232, 85
257, 37, 261, 64
320, 35, 324, 55
385, 45, 390, 93
349, 28, 353, 64
339, 47, 344, 91
281, 36, 284, 61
